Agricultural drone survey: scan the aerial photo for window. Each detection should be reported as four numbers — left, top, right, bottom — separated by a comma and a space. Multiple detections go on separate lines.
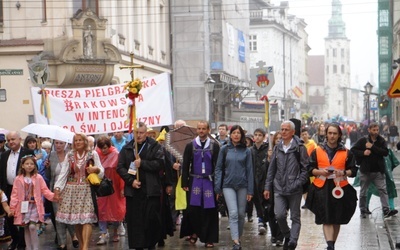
341, 64, 345, 74
249, 35, 257, 51
0, 89, 6, 102
341, 48, 344, 58
379, 36, 389, 55
326, 49, 329, 57
73, 0, 98, 14
326, 65, 329, 74
379, 10, 389, 27
333, 49, 337, 57
380, 63, 389, 83
333, 65, 337, 73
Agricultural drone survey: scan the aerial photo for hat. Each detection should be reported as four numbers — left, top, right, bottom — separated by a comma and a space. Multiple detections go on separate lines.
147, 128, 159, 139
156, 129, 167, 142
0, 134, 5, 141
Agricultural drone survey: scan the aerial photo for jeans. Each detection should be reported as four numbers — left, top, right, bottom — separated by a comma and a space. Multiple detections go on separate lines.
223, 187, 247, 241
360, 172, 389, 212
99, 221, 120, 234
274, 192, 302, 245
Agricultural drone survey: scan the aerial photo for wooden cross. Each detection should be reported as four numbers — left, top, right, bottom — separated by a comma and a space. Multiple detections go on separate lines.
119, 53, 144, 81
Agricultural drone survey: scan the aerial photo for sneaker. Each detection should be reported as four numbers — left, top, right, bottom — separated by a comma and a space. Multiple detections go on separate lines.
258, 222, 267, 235
99, 232, 109, 238
258, 225, 266, 235
117, 223, 126, 236
384, 209, 398, 218
232, 243, 241, 250
276, 239, 283, 246
97, 235, 107, 245
271, 237, 277, 244
112, 234, 120, 242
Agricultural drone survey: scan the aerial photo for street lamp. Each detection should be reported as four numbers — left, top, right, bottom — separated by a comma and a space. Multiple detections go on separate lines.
364, 82, 373, 125
204, 76, 215, 127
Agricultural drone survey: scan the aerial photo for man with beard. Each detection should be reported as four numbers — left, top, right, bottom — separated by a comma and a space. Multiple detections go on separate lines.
180, 121, 220, 248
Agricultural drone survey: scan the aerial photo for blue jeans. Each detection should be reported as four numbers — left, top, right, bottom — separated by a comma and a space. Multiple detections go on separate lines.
223, 187, 247, 241
99, 221, 120, 234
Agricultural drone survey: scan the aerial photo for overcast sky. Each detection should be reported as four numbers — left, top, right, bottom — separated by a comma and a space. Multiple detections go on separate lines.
270, 0, 378, 90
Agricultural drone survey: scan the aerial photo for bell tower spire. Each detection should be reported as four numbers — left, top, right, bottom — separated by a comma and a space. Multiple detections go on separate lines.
328, 0, 346, 38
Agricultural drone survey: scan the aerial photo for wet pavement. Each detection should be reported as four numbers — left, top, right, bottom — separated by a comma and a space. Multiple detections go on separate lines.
2, 149, 400, 249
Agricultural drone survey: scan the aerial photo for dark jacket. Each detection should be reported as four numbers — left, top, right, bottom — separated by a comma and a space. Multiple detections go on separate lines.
251, 142, 269, 195
0, 147, 34, 195
351, 134, 388, 173
214, 141, 253, 195
264, 136, 309, 195
117, 137, 164, 197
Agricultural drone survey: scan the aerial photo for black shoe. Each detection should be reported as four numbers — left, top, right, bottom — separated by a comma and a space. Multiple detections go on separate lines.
72, 240, 79, 248
384, 209, 398, 218
271, 237, 277, 244
158, 239, 165, 247
283, 238, 290, 250
232, 243, 241, 250
7, 243, 17, 250
288, 242, 297, 250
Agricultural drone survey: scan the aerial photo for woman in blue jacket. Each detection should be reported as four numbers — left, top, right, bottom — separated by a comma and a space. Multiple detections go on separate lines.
214, 125, 254, 250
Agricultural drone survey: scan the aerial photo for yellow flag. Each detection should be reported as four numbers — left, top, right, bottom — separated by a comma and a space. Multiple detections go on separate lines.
260, 95, 269, 128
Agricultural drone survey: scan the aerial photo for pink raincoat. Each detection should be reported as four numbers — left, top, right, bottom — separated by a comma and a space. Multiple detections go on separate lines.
96, 146, 126, 221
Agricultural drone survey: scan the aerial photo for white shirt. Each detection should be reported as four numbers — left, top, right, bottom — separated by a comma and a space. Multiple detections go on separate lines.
282, 139, 293, 153
6, 149, 20, 185
1, 191, 7, 202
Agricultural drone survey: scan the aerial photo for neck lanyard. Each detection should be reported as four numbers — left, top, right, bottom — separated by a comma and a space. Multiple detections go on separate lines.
135, 142, 146, 157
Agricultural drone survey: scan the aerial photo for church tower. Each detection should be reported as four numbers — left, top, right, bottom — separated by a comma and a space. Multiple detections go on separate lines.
324, 0, 351, 120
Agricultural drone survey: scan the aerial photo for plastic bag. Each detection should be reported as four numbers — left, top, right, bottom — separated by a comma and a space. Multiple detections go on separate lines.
175, 175, 187, 210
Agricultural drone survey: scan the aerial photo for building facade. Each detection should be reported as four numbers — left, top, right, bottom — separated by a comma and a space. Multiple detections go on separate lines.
170, 0, 251, 131
249, 0, 310, 127
0, 0, 171, 132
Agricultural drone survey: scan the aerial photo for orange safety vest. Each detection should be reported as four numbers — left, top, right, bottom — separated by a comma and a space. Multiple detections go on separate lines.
313, 146, 349, 188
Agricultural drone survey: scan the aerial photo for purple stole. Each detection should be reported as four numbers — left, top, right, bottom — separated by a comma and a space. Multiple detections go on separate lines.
189, 139, 216, 208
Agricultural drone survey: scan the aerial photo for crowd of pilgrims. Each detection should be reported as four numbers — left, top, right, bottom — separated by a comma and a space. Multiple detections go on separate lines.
0, 118, 397, 250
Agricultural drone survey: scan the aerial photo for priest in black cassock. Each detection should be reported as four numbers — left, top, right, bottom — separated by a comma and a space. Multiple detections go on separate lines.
117, 122, 165, 250
180, 121, 220, 248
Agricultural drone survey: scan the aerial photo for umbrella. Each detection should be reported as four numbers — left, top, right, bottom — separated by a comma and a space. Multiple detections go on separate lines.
21, 123, 75, 143
165, 125, 219, 163
0, 128, 9, 135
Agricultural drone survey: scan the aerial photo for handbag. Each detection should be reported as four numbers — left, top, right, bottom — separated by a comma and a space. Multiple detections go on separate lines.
95, 177, 115, 197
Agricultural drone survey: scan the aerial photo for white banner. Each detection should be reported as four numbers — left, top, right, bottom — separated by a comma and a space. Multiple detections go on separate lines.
31, 73, 174, 134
